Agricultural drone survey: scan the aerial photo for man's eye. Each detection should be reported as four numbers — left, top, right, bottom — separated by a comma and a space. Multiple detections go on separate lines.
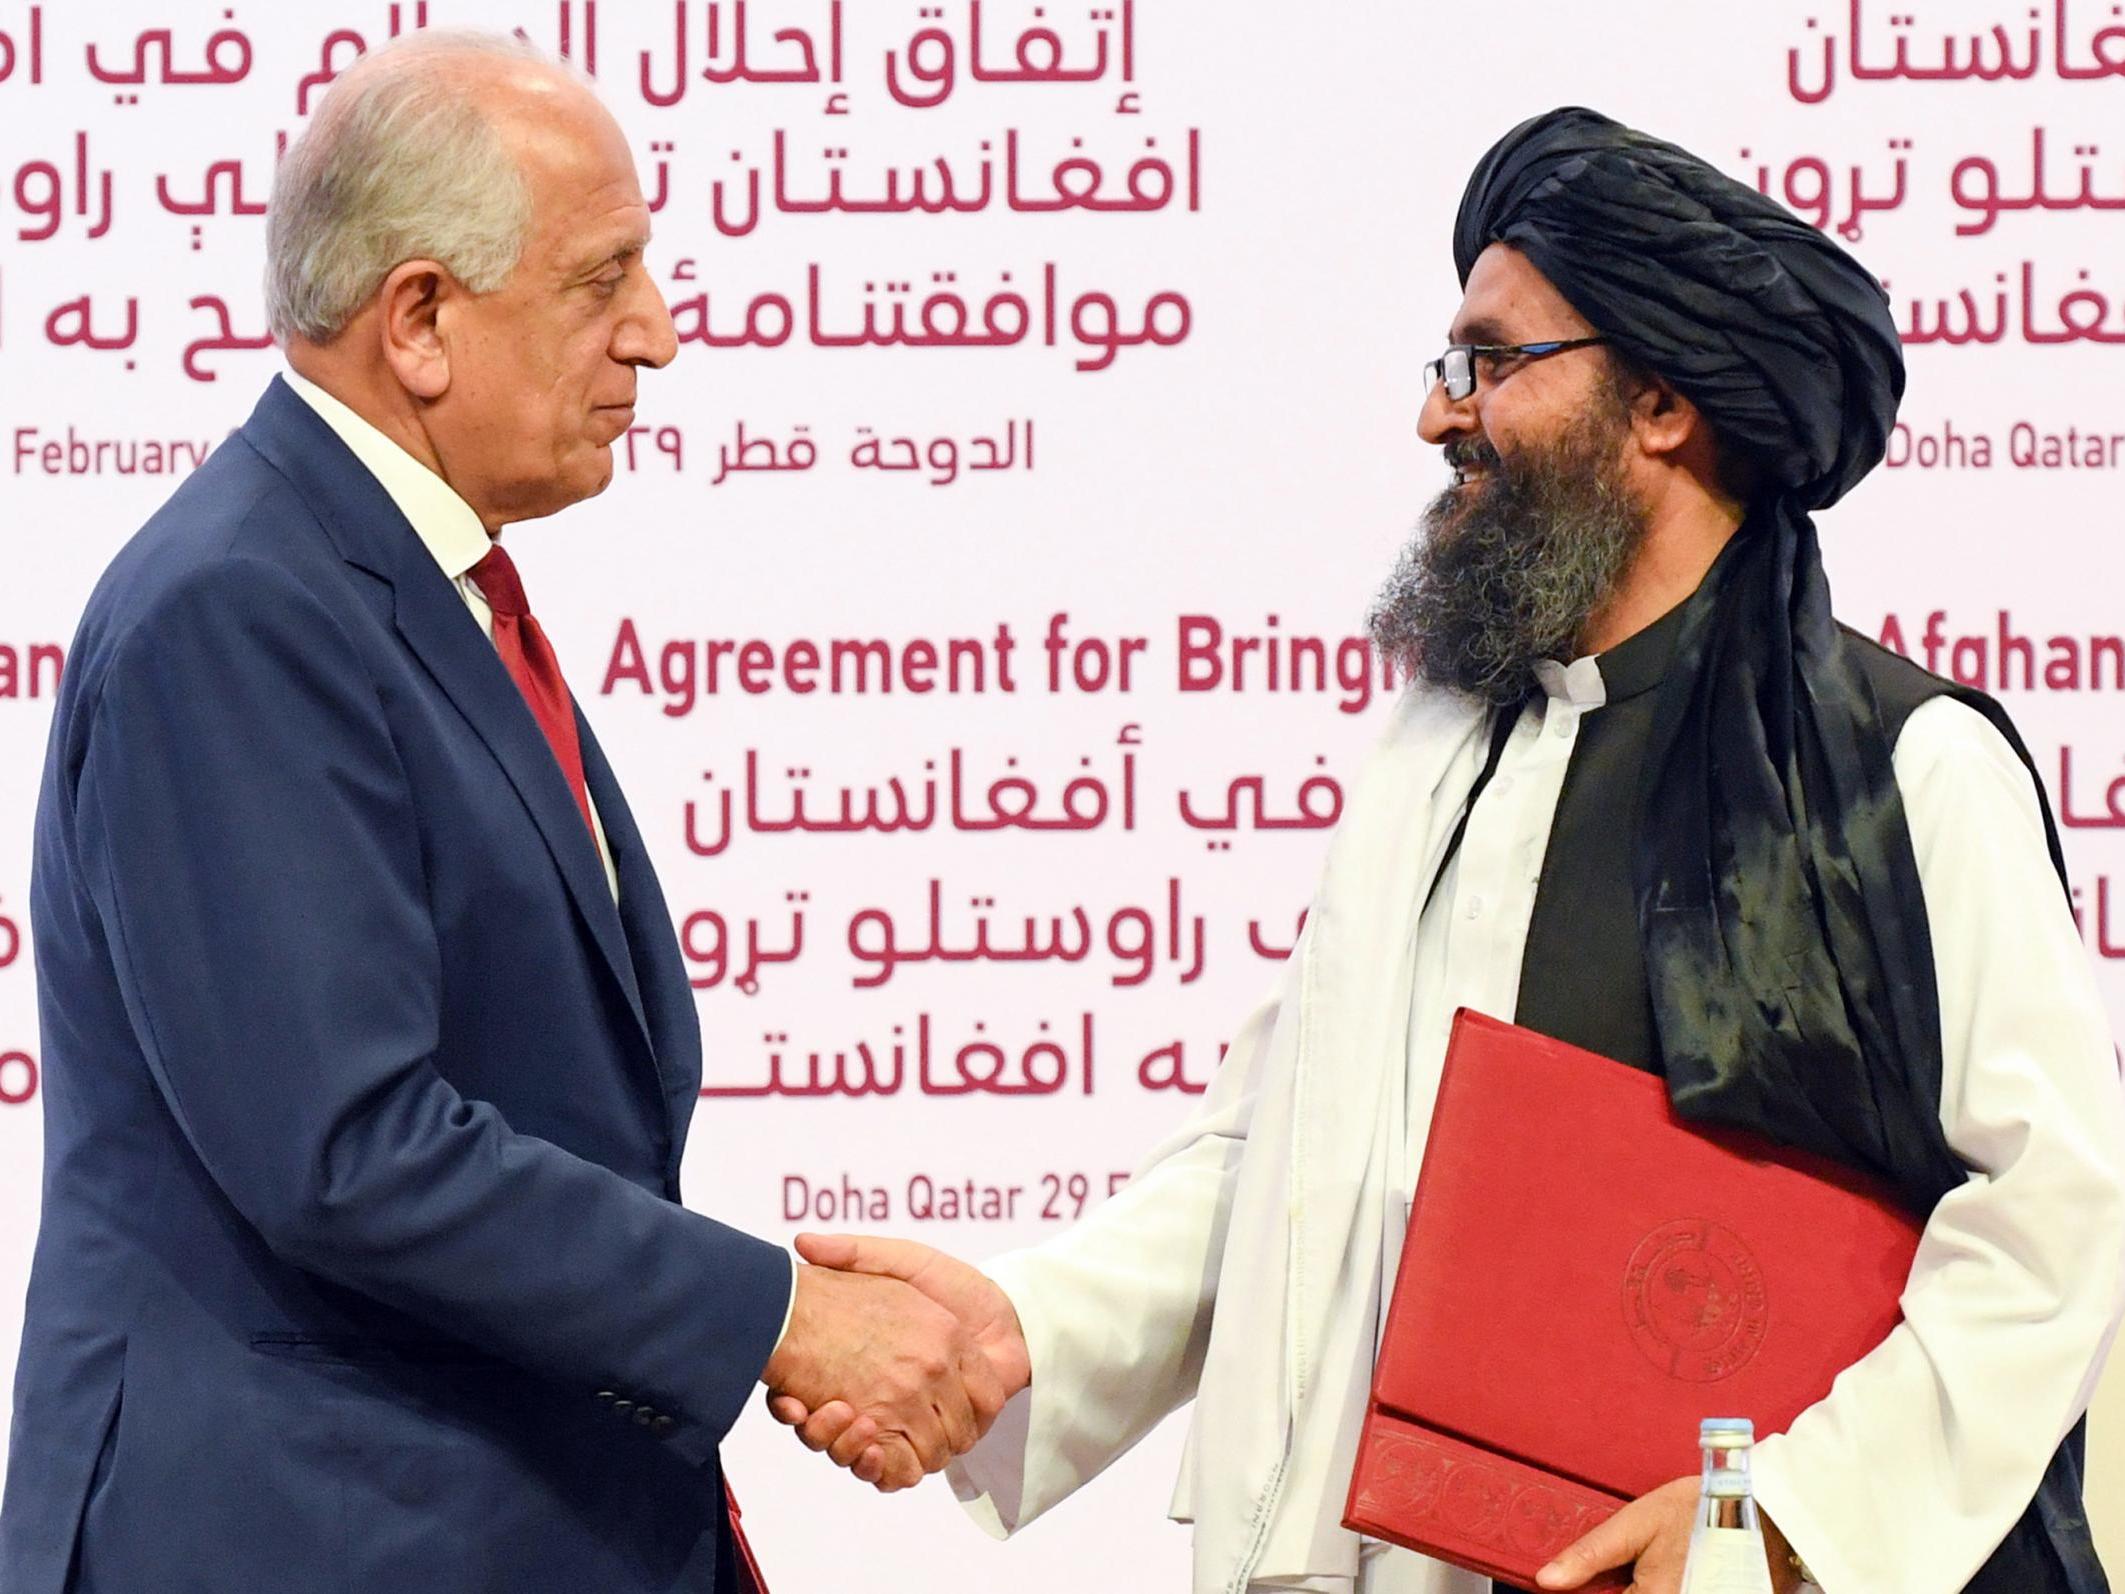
592, 274, 624, 296
1473, 350, 1514, 378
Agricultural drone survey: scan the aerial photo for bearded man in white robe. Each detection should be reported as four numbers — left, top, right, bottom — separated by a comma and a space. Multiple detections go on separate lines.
766, 107, 2125, 1594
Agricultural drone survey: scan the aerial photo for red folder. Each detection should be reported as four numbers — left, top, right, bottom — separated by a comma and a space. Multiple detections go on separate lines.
1343, 1010, 1925, 1589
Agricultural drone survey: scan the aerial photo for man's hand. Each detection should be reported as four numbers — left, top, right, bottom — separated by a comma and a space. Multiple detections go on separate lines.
757, 1257, 1005, 1492
764, 1233, 1030, 1490
1536, 1476, 1801, 1594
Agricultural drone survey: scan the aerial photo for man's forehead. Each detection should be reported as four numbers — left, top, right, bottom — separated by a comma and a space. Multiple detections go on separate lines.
1447, 242, 1594, 342
488, 74, 638, 197
507, 105, 652, 274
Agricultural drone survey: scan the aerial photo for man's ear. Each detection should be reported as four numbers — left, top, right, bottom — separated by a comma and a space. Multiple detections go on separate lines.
377, 259, 455, 402
1625, 373, 1702, 464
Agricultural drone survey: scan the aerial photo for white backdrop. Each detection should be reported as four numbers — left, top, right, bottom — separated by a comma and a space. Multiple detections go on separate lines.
1, 1, 2121, 1586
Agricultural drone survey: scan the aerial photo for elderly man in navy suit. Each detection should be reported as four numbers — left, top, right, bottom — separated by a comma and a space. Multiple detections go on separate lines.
0, 31, 999, 1593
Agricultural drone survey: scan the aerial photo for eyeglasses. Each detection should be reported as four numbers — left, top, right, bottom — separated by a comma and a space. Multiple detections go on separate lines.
1421, 337, 1609, 403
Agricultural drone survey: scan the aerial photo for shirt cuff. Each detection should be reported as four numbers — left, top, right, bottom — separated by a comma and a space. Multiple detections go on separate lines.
765, 1247, 798, 1375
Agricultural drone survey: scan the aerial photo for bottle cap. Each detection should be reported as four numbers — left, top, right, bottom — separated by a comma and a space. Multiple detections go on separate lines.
1699, 1417, 1755, 1447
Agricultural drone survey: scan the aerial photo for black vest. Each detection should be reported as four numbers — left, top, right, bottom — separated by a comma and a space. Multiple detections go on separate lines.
1486, 607, 2098, 1594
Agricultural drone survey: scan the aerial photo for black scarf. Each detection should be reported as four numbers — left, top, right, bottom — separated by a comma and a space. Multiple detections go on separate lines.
1457, 107, 2104, 1594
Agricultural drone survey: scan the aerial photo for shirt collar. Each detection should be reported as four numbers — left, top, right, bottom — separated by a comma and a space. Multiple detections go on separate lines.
1532, 596, 1690, 709
283, 368, 493, 583
1531, 653, 1606, 708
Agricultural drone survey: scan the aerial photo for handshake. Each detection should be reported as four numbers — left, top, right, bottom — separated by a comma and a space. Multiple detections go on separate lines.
758, 1233, 1030, 1491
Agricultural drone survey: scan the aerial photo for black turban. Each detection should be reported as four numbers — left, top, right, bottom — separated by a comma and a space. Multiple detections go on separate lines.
1452, 106, 1904, 510
1447, 111, 2098, 1594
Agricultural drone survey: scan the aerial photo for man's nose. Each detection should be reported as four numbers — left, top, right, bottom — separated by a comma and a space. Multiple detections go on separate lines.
617, 271, 679, 371
1416, 378, 1476, 446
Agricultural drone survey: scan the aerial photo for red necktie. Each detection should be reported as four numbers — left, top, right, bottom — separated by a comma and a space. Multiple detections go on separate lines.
725, 1479, 768, 1593
466, 545, 601, 850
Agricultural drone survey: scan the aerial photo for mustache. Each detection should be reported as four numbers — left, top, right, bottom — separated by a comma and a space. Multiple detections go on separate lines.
1443, 436, 1502, 475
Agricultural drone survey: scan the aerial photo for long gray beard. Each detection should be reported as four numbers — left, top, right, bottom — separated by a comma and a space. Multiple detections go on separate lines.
1368, 417, 1649, 706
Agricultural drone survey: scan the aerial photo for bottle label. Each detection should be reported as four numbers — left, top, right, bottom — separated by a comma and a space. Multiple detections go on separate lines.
1679, 1527, 1775, 1594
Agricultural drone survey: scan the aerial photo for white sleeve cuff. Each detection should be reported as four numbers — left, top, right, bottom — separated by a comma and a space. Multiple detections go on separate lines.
764, 1247, 797, 1375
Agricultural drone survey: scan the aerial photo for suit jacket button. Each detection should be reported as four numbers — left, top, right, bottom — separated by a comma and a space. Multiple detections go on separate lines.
611, 1399, 634, 1418
594, 1390, 617, 1404
632, 1405, 656, 1427
651, 1414, 677, 1438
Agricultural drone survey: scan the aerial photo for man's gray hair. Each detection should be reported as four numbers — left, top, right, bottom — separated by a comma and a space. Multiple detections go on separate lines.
265, 30, 557, 344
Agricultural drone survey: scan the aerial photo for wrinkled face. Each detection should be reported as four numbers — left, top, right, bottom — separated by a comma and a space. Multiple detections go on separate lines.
432, 77, 677, 526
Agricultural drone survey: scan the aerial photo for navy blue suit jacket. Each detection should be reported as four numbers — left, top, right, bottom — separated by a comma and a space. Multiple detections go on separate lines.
1, 378, 790, 1593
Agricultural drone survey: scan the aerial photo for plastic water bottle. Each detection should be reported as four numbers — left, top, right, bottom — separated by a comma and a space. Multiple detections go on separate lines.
1678, 1418, 1774, 1594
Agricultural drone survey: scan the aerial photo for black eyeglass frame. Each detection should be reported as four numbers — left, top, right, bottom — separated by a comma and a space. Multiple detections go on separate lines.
1421, 336, 1609, 402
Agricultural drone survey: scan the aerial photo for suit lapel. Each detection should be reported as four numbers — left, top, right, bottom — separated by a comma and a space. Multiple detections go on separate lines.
579, 717, 701, 1174
239, 377, 654, 1060
389, 569, 652, 1046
